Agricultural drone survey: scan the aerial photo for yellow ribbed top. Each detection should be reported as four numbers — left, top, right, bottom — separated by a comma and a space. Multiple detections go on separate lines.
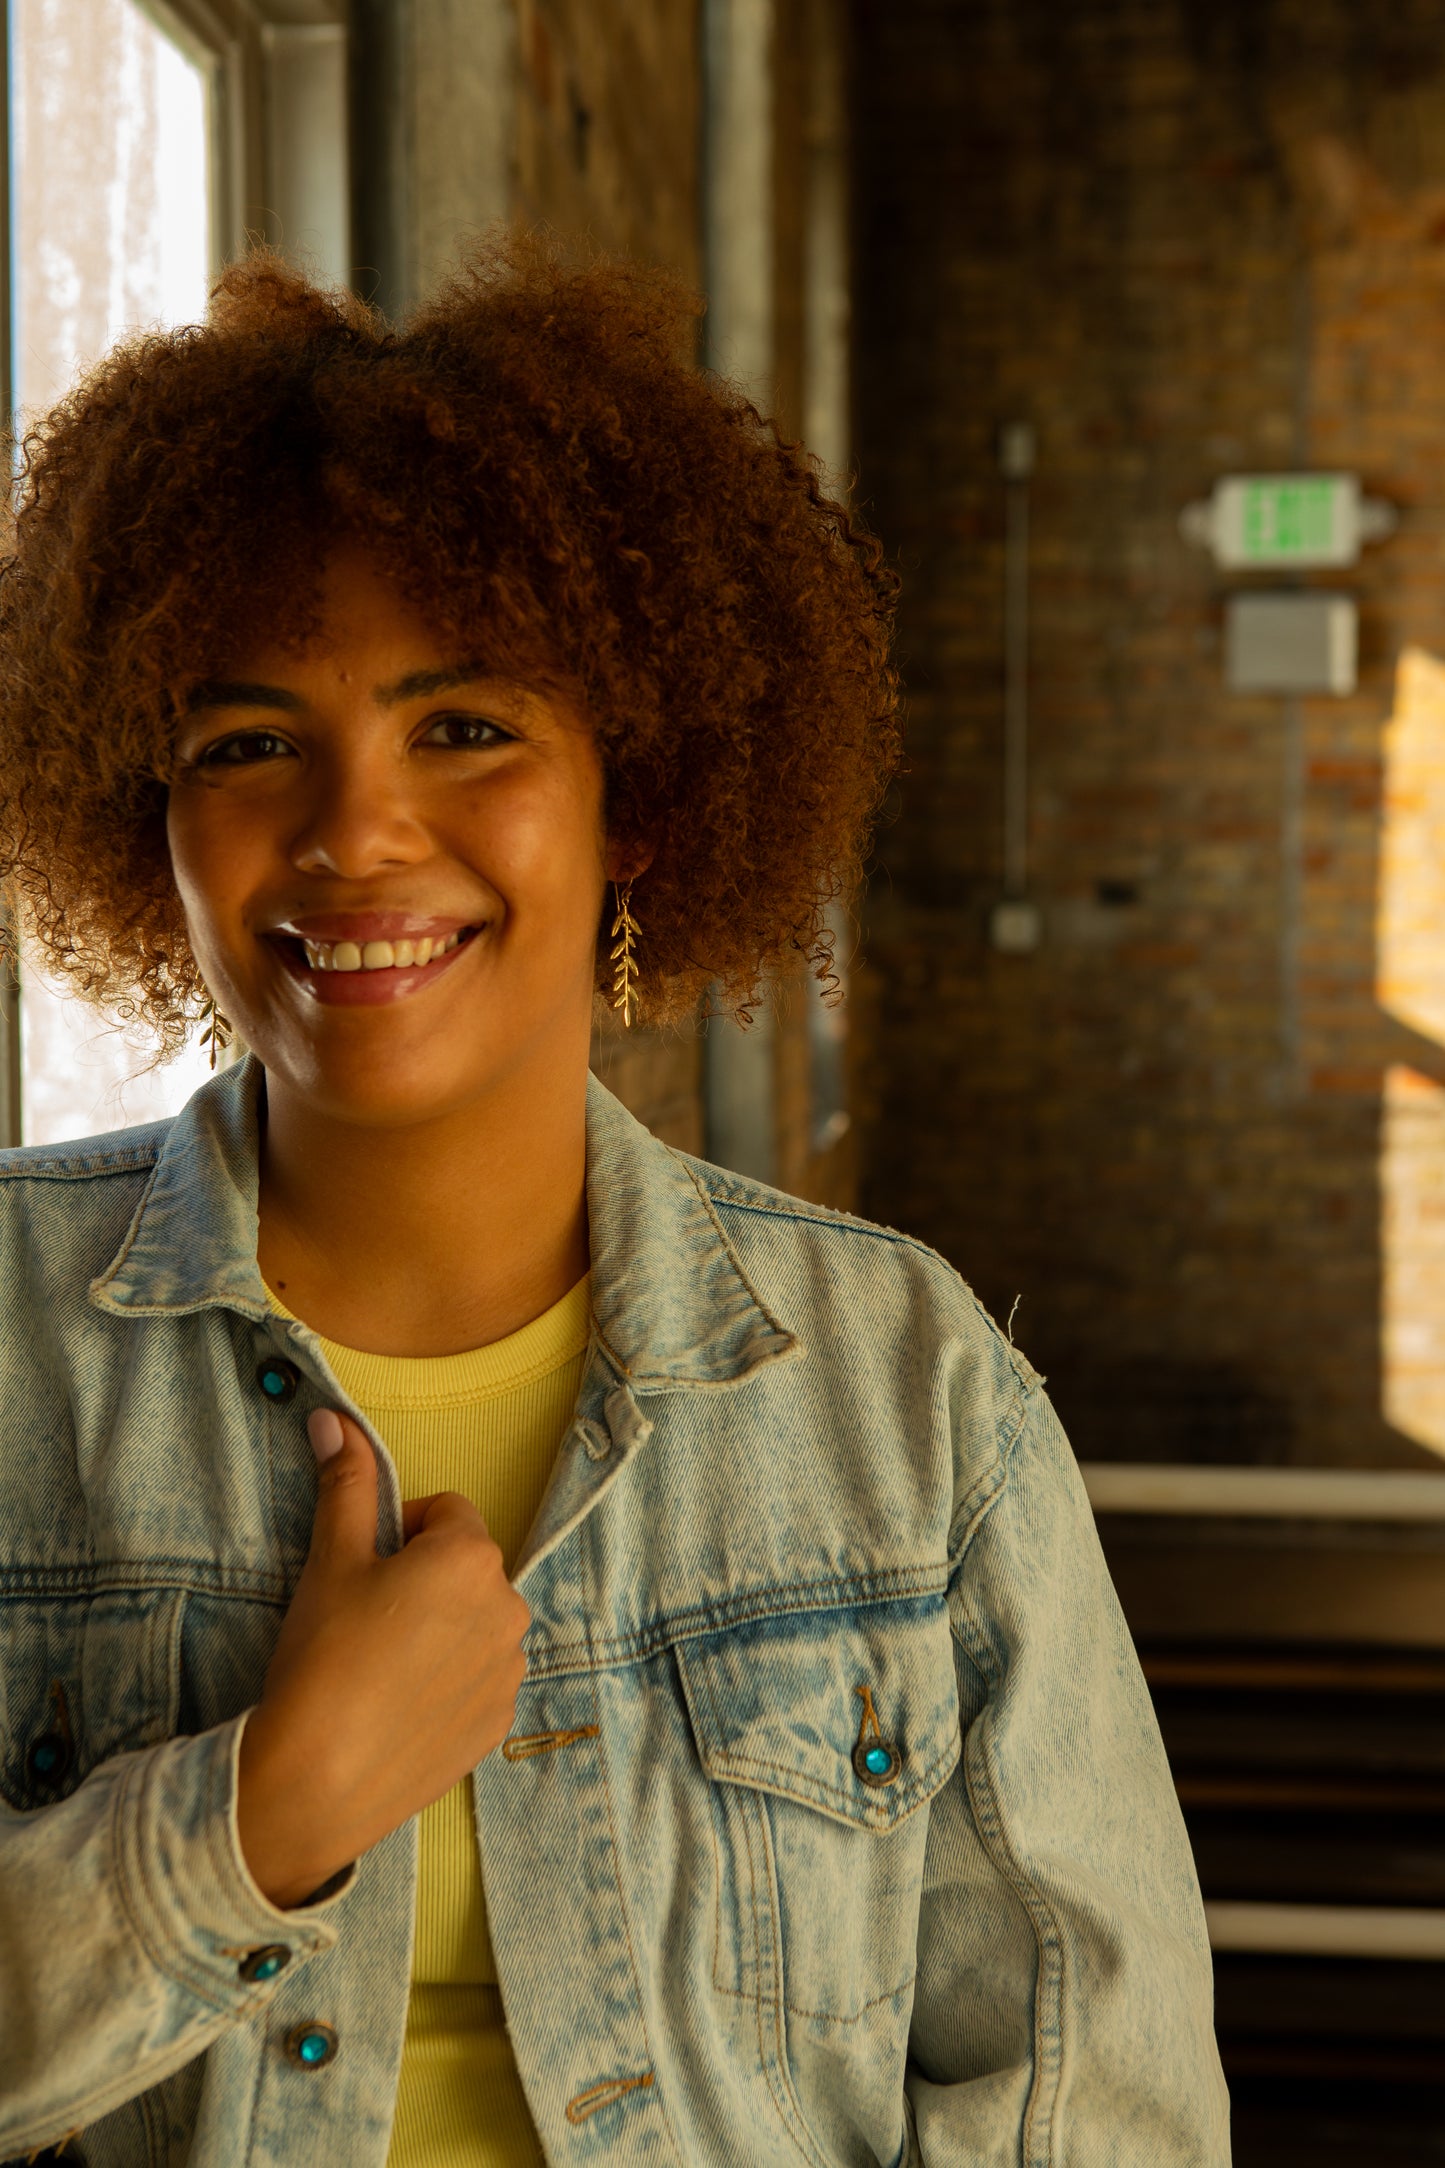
268, 1276, 591, 2168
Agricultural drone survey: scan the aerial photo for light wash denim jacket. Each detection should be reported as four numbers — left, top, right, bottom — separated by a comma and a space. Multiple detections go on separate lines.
0, 1058, 1229, 2167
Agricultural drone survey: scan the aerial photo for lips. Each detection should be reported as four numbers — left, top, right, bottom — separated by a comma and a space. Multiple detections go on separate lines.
268, 922, 482, 1007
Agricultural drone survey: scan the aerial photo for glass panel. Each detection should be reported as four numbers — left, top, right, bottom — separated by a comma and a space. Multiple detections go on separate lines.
13, 0, 216, 1141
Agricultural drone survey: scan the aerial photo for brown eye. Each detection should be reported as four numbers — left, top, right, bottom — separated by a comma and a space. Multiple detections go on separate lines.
197, 730, 293, 766
421, 714, 512, 749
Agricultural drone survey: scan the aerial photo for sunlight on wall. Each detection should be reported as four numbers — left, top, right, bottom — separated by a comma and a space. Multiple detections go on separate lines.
1381, 1066, 1445, 1454
1378, 648, 1445, 1456
13, 0, 215, 1142
1378, 647, 1445, 1045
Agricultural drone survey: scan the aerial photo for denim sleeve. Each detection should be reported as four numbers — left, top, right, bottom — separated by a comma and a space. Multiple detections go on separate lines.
906, 1376, 1231, 2166
0, 1711, 349, 2155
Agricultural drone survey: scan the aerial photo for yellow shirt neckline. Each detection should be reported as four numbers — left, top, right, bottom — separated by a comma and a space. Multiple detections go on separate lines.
264, 1272, 592, 1410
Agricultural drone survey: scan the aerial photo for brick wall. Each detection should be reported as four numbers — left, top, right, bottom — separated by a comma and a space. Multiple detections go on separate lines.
854, 0, 1445, 1466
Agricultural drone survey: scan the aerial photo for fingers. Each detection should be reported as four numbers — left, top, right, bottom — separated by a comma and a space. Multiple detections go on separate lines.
401, 1493, 441, 1542
306, 1406, 494, 1566
305, 1409, 380, 1568
307, 1408, 345, 1465
401, 1489, 492, 1542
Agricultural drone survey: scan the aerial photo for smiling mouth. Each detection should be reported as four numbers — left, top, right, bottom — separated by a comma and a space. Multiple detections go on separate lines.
297, 927, 475, 973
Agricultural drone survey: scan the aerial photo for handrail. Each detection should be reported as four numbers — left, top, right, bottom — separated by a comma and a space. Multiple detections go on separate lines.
1080, 1461, 1445, 1522
1206, 1900, 1445, 1961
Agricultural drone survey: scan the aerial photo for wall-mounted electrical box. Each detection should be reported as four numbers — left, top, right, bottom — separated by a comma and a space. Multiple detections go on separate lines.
1225, 593, 1358, 695
1181, 474, 1396, 570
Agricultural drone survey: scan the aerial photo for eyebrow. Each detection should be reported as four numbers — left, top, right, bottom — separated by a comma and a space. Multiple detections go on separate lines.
374, 665, 495, 707
186, 665, 498, 714
186, 680, 304, 713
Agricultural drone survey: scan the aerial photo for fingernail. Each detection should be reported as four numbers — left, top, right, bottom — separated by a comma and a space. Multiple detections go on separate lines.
307, 1408, 345, 1464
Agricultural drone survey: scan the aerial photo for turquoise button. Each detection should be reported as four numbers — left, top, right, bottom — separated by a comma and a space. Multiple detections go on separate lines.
284, 2021, 338, 2069
853, 1735, 901, 1787
240, 1944, 290, 1984
256, 1358, 300, 1402
27, 1731, 71, 1786
284, 2019, 338, 2069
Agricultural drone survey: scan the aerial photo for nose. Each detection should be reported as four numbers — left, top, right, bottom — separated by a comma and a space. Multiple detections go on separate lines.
289, 746, 430, 881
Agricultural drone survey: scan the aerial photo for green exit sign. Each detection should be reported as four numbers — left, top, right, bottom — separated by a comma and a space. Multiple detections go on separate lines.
1179, 473, 1393, 569
1240, 477, 1340, 563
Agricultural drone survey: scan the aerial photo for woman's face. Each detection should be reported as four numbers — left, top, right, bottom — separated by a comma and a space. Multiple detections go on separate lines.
167, 547, 613, 1130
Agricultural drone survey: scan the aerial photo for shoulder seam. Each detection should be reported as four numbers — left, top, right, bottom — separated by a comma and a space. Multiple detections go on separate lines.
705, 1188, 940, 1254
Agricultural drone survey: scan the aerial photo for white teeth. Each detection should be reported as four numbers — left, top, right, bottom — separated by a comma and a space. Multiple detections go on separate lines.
298, 929, 469, 972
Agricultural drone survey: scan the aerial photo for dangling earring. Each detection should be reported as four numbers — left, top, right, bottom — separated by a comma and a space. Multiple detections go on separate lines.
610, 879, 640, 1029
199, 994, 233, 1073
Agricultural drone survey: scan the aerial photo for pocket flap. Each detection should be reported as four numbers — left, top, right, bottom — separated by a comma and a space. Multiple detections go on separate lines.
675, 1591, 960, 1831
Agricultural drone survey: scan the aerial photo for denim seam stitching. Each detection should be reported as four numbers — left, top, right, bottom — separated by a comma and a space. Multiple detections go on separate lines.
737, 1777, 809, 2160
784, 1971, 919, 2025
687, 1180, 1039, 1391
675, 1157, 801, 1342
947, 1381, 1030, 1571
951, 1623, 1066, 2168
120, 1742, 283, 2027
0, 1565, 291, 1601
583, 1656, 683, 2165
702, 1652, 749, 2011
524, 1569, 949, 1673
88, 1152, 168, 1300
742, 1783, 833, 2168
0, 1149, 160, 1184
708, 1757, 729, 1995
702, 1662, 828, 2153
702, 1739, 957, 1824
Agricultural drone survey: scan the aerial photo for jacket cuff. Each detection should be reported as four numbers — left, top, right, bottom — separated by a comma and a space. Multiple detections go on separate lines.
114, 1712, 354, 2016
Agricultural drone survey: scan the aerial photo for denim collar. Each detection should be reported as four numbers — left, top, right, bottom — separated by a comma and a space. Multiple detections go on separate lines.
89, 1056, 797, 1389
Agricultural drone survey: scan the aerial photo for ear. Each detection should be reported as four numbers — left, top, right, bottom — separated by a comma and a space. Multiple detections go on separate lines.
605, 837, 656, 885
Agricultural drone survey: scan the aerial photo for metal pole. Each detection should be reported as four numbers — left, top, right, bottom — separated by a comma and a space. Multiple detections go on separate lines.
999, 420, 1034, 901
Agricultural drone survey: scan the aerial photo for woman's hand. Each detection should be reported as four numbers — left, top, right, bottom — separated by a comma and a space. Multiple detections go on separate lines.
236, 1409, 530, 1910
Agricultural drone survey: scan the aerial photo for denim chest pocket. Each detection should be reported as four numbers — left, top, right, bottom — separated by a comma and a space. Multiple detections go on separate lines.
0, 1587, 185, 1809
675, 1591, 961, 2024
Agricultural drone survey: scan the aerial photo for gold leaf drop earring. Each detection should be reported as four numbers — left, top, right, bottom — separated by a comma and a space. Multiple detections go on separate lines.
199, 994, 233, 1072
610, 879, 640, 1029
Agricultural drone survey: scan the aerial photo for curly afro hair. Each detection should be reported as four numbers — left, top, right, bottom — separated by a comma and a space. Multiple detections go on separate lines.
0, 238, 899, 1048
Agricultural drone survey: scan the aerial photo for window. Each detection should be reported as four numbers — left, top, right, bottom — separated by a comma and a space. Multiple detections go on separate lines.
2, 0, 349, 1145
12, 0, 216, 1143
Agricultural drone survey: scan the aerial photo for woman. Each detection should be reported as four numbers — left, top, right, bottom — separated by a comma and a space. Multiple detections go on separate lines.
0, 245, 1228, 2167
